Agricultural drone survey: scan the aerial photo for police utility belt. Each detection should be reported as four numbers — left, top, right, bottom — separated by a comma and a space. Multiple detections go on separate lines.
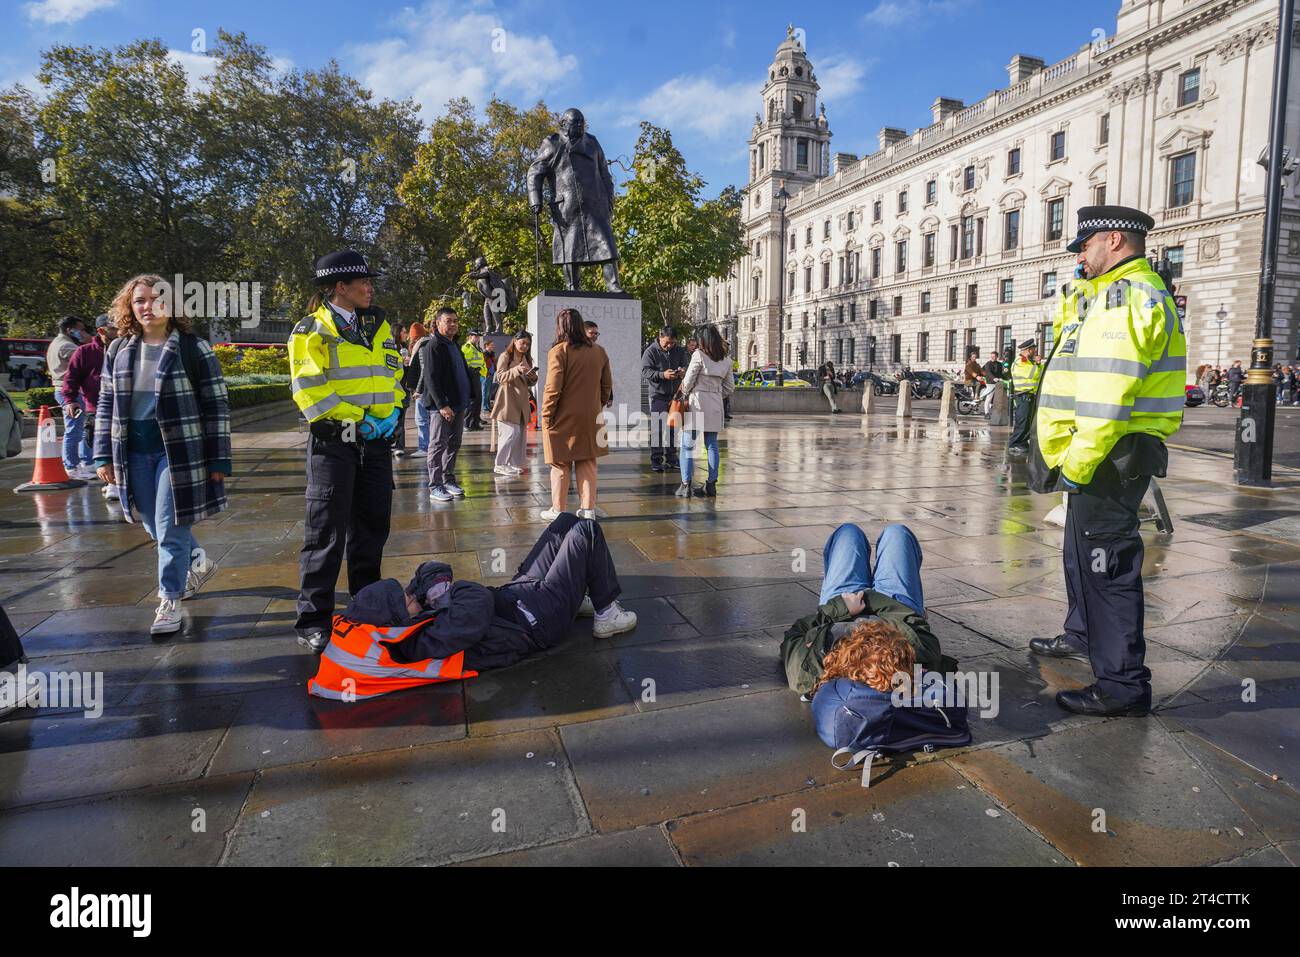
309, 419, 383, 443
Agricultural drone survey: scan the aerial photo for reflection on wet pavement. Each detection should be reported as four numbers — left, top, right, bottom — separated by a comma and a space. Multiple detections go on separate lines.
0, 410, 1296, 865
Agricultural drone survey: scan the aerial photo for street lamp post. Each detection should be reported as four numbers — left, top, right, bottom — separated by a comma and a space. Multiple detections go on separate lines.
1216, 305, 1227, 369
775, 184, 791, 387
1236, 0, 1294, 487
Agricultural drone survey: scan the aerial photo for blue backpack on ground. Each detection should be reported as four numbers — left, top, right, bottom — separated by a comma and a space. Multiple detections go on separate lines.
812, 677, 972, 787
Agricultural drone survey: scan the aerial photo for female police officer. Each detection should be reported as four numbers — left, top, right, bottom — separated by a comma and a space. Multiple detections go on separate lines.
290, 251, 404, 651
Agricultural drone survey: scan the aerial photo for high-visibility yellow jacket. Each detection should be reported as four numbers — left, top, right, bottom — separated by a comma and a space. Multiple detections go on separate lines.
461, 341, 486, 377
1009, 357, 1043, 395
1036, 256, 1186, 485
289, 303, 404, 424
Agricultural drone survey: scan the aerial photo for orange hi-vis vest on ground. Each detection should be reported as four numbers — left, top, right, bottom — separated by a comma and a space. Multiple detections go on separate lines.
307, 615, 478, 701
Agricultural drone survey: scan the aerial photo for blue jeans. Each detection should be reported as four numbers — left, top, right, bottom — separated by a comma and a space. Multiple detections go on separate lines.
128, 450, 197, 600
819, 523, 924, 613
62, 409, 92, 471
414, 400, 430, 453
680, 430, 718, 484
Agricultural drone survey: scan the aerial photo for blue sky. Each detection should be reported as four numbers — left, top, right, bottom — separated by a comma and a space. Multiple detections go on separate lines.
4, 0, 1124, 195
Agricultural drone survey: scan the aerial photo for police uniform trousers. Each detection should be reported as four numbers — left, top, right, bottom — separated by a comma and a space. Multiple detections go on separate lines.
1060, 455, 1153, 706
465, 374, 483, 430
1008, 392, 1034, 448
295, 429, 394, 634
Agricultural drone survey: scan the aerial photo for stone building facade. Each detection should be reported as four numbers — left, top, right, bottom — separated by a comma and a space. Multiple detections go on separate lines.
692, 0, 1300, 378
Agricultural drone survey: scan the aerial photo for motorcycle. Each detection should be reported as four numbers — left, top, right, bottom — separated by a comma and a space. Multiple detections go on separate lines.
954, 380, 1000, 417
1209, 383, 1230, 408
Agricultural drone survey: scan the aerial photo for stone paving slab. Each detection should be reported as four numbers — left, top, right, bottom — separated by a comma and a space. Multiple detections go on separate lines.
1, 411, 1297, 865
223, 729, 587, 866
0, 772, 253, 866
456, 826, 679, 867
667, 761, 1070, 867
949, 721, 1271, 866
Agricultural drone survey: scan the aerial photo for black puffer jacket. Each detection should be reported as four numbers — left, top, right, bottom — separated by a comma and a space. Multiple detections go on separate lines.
341, 560, 538, 671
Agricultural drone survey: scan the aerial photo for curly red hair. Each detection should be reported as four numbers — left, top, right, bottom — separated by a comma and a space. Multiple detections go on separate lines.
815, 618, 915, 694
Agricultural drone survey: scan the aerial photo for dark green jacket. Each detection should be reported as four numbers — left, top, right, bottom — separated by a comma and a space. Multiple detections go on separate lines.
780, 592, 959, 696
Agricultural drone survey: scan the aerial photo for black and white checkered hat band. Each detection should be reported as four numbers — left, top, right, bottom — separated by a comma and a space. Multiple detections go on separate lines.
1079, 217, 1147, 234
315, 264, 371, 278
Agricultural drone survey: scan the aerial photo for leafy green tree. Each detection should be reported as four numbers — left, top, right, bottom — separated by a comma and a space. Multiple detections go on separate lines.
613, 123, 746, 337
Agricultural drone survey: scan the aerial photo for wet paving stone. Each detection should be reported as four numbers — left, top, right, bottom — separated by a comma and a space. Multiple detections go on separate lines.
0, 410, 1295, 865
1159, 687, 1300, 786
207, 682, 466, 775
464, 650, 636, 735
0, 696, 243, 810
606, 632, 786, 711
0, 772, 254, 866
559, 690, 826, 832
223, 729, 586, 866
949, 721, 1271, 866
667, 761, 1069, 867
20, 597, 272, 655
455, 826, 679, 866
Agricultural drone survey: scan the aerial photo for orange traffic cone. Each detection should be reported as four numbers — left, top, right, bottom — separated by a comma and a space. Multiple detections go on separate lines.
14, 406, 88, 492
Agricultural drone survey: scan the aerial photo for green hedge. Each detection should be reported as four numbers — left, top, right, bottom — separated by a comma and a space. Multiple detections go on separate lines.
228, 383, 292, 409
22, 384, 289, 413
25, 388, 57, 409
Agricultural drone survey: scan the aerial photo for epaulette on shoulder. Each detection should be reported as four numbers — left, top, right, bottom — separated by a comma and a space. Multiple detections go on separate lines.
292, 317, 315, 336
1106, 279, 1130, 309
1060, 282, 1072, 298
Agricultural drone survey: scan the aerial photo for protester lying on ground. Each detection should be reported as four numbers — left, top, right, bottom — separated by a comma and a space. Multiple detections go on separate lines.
809, 617, 971, 786
309, 514, 637, 700
781, 523, 957, 697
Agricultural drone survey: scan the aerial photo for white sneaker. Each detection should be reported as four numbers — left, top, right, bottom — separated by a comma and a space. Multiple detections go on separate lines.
539, 508, 563, 521
493, 465, 516, 476
183, 555, 215, 599
576, 508, 597, 520
593, 602, 637, 639
577, 595, 595, 617
102, 483, 120, 501
444, 482, 466, 497
507, 466, 524, 474
71, 465, 96, 481
151, 598, 183, 635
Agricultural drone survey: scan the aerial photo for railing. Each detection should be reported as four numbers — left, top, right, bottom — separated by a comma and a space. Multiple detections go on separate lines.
954, 101, 986, 126
997, 80, 1031, 106
1163, 206, 1192, 221
1043, 55, 1078, 84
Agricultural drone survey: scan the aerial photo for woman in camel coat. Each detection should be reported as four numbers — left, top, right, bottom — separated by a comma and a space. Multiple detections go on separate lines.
541, 308, 612, 520
489, 330, 537, 475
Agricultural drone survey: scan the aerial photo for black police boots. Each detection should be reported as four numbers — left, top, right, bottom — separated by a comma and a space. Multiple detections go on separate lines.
1056, 685, 1150, 717
1029, 635, 1088, 660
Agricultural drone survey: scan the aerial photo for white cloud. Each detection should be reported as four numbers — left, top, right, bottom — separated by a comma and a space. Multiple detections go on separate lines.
815, 54, 871, 103
23, 0, 116, 25
164, 50, 294, 90
863, 0, 969, 27
615, 75, 759, 140
347, 2, 577, 118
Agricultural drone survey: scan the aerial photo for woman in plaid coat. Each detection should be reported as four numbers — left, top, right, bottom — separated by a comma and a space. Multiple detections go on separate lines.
93, 274, 232, 635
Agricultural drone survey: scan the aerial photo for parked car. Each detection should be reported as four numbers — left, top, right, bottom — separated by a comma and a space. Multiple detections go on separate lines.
736, 368, 812, 388
795, 368, 820, 386
1185, 384, 1205, 407
850, 370, 900, 396
899, 369, 947, 399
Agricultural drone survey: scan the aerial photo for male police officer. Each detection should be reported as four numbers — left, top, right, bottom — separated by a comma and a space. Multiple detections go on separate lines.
1028, 206, 1186, 716
1006, 338, 1042, 453
290, 251, 404, 652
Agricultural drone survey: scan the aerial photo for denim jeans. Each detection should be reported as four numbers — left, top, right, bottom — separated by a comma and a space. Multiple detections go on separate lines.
819, 523, 924, 613
413, 400, 431, 453
680, 430, 718, 483
128, 450, 196, 600
62, 408, 92, 471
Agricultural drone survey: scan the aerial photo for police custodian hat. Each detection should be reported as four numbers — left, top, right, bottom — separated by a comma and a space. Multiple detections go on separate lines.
313, 250, 383, 283
1066, 205, 1155, 253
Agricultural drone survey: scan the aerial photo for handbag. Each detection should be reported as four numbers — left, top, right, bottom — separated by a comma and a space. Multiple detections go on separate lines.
667, 389, 687, 430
